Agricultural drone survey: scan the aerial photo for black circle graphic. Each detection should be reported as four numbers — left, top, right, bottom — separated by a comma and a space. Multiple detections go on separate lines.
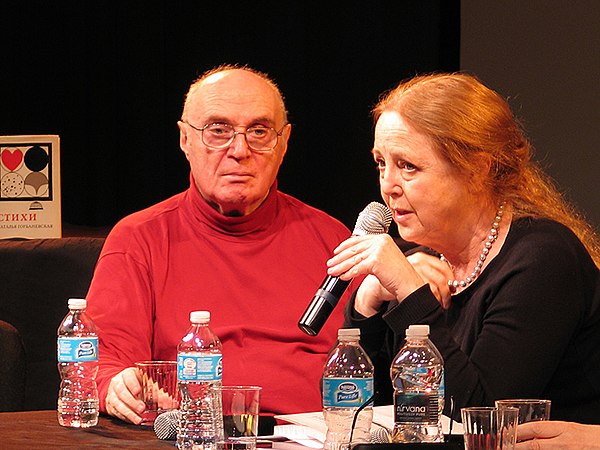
24, 145, 49, 172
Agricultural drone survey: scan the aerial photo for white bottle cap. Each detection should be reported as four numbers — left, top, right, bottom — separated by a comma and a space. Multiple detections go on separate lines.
406, 324, 430, 337
338, 328, 360, 338
190, 310, 210, 324
68, 298, 87, 309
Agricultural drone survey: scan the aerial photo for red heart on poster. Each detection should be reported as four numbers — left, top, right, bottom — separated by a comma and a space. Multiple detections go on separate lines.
1, 148, 23, 171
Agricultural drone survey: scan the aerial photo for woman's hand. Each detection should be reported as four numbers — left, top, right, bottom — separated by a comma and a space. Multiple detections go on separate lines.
406, 251, 454, 309
326, 234, 426, 316
515, 420, 600, 449
353, 274, 395, 317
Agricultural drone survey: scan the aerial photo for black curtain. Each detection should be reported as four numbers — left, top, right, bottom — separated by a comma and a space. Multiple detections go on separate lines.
1, 1, 459, 230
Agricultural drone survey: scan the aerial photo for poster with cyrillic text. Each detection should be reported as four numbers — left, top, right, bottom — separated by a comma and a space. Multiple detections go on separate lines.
0, 135, 61, 238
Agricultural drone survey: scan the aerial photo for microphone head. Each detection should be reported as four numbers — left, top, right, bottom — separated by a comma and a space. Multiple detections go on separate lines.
154, 409, 179, 440
370, 426, 392, 443
353, 202, 393, 236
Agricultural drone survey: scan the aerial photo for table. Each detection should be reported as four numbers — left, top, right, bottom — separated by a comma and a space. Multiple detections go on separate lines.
0, 410, 174, 449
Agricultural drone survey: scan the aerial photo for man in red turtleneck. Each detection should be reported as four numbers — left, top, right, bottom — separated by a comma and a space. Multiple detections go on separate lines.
86, 65, 353, 426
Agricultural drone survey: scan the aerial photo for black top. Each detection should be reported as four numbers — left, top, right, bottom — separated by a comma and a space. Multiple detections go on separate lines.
345, 218, 600, 424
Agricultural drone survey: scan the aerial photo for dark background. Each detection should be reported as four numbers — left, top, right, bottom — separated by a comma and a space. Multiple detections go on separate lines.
1, 1, 460, 232
461, 0, 600, 229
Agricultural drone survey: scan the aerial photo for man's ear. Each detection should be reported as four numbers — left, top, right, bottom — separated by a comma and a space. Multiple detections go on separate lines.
279, 123, 292, 158
178, 121, 191, 160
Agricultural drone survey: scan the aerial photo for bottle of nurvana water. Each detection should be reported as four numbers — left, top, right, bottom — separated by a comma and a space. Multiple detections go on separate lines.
57, 298, 99, 428
322, 328, 374, 450
177, 311, 224, 450
390, 324, 444, 443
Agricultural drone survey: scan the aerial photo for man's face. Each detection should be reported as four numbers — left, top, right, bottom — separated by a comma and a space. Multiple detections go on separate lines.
179, 70, 290, 216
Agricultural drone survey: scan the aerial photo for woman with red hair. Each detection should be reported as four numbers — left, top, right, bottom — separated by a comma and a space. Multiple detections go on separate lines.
327, 73, 600, 427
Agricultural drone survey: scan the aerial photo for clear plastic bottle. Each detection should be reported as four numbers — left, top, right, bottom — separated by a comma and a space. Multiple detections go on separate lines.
390, 324, 444, 443
177, 311, 224, 450
56, 298, 99, 428
322, 328, 374, 450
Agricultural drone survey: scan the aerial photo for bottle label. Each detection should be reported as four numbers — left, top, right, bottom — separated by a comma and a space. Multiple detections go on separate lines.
57, 336, 99, 362
177, 353, 223, 381
322, 377, 374, 407
393, 392, 438, 423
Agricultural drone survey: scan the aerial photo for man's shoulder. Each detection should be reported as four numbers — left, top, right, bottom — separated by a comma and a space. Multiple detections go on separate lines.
109, 191, 185, 238
276, 191, 350, 235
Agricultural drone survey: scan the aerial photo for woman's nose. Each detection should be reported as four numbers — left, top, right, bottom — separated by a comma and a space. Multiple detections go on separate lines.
380, 170, 403, 196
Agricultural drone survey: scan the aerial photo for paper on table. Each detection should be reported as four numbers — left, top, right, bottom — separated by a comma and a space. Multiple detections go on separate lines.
274, 405, 463, 444
272, 424, 324, 448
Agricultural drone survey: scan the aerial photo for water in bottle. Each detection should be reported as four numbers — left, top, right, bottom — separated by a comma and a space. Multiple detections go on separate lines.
177, 311, 224, 450
57, 298, 99, 428
322, 328, 374, 450
390, 324, 444, 443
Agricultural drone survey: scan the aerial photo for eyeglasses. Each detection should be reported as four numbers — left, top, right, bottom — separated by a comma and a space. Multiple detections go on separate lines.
183, 121, 287, 152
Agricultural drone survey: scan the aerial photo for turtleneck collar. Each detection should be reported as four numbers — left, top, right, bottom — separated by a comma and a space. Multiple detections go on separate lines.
182, 173, 281, 239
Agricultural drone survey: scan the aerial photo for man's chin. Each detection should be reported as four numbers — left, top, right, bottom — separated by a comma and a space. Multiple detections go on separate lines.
201, 182, 271, 216
212, 194, 259, 217
223, 209, 244, 217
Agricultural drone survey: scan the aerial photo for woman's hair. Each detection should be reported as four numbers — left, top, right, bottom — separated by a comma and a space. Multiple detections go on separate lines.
374, 72, 600, 267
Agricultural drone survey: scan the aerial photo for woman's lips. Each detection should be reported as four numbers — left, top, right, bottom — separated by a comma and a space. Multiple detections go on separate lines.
392, 208, 412, 223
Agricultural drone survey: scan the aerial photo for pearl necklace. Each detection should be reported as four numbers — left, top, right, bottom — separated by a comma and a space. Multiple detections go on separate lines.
440, 202, 506, 291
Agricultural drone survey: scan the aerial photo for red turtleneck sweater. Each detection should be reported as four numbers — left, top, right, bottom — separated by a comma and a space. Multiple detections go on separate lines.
86, 178, 353, 415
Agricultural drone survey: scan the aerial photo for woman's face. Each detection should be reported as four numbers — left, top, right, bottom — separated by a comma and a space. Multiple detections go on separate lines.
373, 111, 474, 249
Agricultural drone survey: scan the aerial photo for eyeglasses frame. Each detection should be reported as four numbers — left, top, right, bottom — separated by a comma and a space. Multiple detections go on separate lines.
181, 120, 288, 153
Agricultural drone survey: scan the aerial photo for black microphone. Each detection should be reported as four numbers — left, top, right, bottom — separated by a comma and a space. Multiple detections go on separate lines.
154, 409, 179, 440
298, 202, 392, 336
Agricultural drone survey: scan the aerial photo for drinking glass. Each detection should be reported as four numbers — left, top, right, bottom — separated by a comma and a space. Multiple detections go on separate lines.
495, 399, 551, 424
135, 360, 178, 425
461, 406, 519, 450
218, 386, 262, 450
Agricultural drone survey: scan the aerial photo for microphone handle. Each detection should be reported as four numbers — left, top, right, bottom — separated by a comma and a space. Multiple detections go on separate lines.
298, 275, 350, 336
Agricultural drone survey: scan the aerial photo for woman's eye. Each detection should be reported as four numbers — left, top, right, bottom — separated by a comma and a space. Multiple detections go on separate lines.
375, 159, 385, 170
401, 161, 417, 171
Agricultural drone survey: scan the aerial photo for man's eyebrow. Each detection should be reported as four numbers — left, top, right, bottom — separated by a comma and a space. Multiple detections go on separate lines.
246, 116, 276, 126
202, 115, 230, 124
202, 116, 276, 127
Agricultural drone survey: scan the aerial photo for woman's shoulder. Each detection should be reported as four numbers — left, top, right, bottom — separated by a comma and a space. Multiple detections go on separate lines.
510, 217, 583, 248
506, 217, 595, 270
480, 218, 598, 316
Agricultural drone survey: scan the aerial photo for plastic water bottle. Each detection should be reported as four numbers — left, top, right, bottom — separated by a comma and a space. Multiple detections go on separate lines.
390, 324, 444, 443
177, 311, 224, 450
322, 328, 374, 450
56, 298, 99, 428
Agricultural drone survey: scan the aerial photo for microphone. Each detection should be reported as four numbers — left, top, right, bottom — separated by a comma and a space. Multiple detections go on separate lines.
298, 202, 392, 336
370, 426, 392, 443
154, 409, 179, 440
